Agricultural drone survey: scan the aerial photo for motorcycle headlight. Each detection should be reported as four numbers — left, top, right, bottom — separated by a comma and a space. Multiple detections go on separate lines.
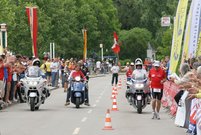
27, 81, 39, 85
134, 84, 144, 89
75, 76, 81, 81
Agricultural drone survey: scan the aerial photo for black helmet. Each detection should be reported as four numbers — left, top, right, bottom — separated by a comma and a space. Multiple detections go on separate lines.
32, 58, 41, 67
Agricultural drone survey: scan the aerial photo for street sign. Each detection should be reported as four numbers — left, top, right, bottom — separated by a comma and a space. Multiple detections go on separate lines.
161, 17, 171, 27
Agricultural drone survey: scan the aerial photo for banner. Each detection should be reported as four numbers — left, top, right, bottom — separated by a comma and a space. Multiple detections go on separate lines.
83, 29, 87, 61
26, 7, 38, 58
181, 0, 194, 61
196, 99, 201, 135
188, 0, 201, 58
169, 0, 188, 74
175, 91, 189, 127
197, 32, 201, 56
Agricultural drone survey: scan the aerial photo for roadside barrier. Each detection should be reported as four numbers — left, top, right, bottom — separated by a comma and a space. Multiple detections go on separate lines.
162, 81, 179, 116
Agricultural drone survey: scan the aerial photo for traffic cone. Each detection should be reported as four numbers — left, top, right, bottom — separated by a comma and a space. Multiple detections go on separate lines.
124, 78, 126, 83
111, 87, 116, 99
102, 109, 114, 130
114, 86, 118, 95
119, 79, 122, 84
117, 83, 121, 90
111, 96, 119, 111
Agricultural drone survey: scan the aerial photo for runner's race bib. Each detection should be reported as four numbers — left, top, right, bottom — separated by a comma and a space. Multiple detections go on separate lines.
153, 88, 161, 93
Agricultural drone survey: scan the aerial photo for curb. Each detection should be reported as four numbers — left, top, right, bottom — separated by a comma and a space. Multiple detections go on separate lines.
89, 74, 106, 78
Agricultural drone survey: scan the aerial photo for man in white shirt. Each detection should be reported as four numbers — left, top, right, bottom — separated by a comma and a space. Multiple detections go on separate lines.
96, 61, 101, 74
50, 58, 59, 87
111, 63, 120, 86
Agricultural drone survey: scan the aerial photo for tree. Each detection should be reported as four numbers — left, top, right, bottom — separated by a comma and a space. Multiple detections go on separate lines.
119, 28, 152, 61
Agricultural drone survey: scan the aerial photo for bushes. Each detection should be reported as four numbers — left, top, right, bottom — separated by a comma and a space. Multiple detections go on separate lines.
119, 59, 132, 66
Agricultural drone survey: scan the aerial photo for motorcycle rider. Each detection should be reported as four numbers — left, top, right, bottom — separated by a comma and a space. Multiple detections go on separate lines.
65, 64, 89, 106
132, 58, 151, 103
132, 58, 147, 79
79, 60, 90, 105
25, 58, 50, 98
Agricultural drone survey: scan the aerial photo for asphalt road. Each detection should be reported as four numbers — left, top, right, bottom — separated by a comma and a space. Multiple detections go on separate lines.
0, 74, 186, 135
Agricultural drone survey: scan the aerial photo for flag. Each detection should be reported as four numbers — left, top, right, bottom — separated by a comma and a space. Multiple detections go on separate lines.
111, 32, 120, 54
169, 0, 188, 74
83, 29, 87, 61
188, 0, 201, 58
181, 0, 194, 61
26, 7, 38, 58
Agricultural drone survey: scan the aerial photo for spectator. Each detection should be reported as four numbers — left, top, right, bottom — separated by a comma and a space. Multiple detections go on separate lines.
45, 59, 52, 86
50, 58, 59, 87
111, 63, 120, 86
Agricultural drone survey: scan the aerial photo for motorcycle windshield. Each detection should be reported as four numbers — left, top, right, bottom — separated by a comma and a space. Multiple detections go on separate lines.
72, 82, 84, 91
133, 74, 147, 83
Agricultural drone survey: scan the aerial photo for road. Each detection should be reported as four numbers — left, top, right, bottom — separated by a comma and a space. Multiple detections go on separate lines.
0, 75, 186, 135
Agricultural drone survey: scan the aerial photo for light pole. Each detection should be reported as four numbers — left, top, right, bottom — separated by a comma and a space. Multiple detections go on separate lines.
100, 43, 103, 61
50, 42, 55, 59
0, 23, 7, 55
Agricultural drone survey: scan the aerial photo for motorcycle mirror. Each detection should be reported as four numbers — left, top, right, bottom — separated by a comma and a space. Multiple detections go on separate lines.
126, 81, 132, 86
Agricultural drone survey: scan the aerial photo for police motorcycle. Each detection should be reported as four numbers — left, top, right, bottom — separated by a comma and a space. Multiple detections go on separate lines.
126, 58, 150, 113
70, 76, 86, 108
20, 59, 50, 111
126, 75, 150, 113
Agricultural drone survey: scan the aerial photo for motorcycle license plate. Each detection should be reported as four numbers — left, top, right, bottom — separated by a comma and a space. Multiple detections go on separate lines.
137, 95, 142, 100
153, 88, 161, 93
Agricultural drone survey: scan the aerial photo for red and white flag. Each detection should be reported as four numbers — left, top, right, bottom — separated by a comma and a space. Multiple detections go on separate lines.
111, 32, 120, 54
26, 7, 38, 58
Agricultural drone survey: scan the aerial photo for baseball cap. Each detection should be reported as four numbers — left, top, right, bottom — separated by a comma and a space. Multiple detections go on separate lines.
153, 60, 160, 67
130, 62, 134, 66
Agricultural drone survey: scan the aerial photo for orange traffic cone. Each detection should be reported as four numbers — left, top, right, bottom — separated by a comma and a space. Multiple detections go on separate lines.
119, 79, 122, 84
124, 78, 126, 83
111, 87, 116, 99
111, 96, 119, 111
114, 86, 118, 95
102, 109, 114, 130
117, 83, 121, 90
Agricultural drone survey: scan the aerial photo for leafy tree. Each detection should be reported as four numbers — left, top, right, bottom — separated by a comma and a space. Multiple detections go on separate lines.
119, 28, 152, 61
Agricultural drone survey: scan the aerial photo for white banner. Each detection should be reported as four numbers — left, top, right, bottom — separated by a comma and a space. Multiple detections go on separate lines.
188, 0, 201, 58
175, 91, 188, 127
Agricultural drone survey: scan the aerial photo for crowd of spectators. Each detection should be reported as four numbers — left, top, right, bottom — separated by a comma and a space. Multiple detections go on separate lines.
0, 50, 112, 108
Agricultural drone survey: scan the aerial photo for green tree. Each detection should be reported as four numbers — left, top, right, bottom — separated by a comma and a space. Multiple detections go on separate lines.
119, 28, 152, 61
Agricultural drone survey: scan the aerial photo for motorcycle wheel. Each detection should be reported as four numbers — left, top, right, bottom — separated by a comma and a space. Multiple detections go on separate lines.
30, 97, 35, 111
75, 98, 80, 108
35, 106, 39, 110
137, 100, 142, 114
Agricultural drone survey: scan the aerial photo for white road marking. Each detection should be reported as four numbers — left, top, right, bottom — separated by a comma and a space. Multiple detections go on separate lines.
93, 104, 96, 107
81, 117, 87, 122
96, 100, 99, 103
73, 128, 80, 135
98, 96, 102, 99
87, 109, 92, 114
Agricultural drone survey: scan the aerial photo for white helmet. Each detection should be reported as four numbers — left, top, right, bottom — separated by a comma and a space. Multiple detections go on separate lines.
32, 58, 41, 67
135, 58, 143, 69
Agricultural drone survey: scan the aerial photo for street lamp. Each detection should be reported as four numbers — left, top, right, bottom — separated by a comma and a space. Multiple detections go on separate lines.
0, 23, 7, 48
100, 43, 103, 61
